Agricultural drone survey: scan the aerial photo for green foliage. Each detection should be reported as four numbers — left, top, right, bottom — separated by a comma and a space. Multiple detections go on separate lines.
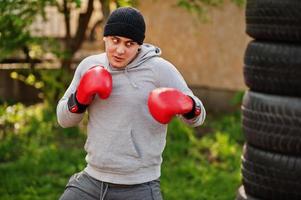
116, 0, 137, 7
161, 114, 243, 199
231, 0, 245, 6
177, 0, 245, 20
38, 69, 72, 104
9, 68, 72, 105
0, 102, 243, 199
0, 0, 55, 59
0, 103, 85, 199
230, 91, 245, 107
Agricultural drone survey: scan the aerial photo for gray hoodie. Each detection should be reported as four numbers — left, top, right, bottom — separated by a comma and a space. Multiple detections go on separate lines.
57, 43, 206, 184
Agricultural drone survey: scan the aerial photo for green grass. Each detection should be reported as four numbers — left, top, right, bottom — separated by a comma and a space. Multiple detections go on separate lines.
162, 113, 243, 200
0, 103, 243, 200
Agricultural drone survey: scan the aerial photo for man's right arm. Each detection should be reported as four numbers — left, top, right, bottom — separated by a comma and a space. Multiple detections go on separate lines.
56, 62, 85, 128
57, 58, 112, 128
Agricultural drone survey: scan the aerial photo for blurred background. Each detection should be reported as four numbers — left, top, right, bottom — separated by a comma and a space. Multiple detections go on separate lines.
0, 0, 247, 199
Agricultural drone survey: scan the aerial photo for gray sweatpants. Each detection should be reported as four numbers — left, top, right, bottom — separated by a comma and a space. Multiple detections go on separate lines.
59, 171, 163, 200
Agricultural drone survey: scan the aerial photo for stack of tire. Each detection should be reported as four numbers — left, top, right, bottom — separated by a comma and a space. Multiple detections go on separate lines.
236, 0, 301, 199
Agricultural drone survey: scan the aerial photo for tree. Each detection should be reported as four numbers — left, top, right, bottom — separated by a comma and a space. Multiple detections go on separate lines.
0, 0, 54, 61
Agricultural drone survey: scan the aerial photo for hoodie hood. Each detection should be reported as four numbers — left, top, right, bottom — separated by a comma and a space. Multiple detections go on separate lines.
126, 43, 161, 69
106, 43, 161, 88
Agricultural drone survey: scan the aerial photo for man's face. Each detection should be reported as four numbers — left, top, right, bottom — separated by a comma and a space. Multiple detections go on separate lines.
104, 36, 140, 68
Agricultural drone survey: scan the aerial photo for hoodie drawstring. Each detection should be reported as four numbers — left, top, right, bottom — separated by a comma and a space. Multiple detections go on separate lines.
100, 182, 108, 200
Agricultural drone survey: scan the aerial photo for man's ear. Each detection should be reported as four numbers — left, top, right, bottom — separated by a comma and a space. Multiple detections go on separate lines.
103, 37, 106, 42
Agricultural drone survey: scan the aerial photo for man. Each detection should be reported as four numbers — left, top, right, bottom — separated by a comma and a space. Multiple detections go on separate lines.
57, 7, 206, 200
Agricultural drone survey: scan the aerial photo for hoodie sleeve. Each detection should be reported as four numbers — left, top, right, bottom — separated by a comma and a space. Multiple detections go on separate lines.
153, 58, 206, 127
56, 59, 88, 128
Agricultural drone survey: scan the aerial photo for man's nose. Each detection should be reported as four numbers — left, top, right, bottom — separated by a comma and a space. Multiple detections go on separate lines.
116, 45, 125, 54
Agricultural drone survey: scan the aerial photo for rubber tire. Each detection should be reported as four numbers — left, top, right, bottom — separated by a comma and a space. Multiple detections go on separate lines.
246, 0, 301, 42
236, 185, 261, 200
242, 90, 301, 154
244, 40, 301, 97
242, 144, 301, 200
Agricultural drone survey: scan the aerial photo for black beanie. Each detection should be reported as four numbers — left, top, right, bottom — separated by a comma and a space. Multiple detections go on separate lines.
103, 7, 146, 45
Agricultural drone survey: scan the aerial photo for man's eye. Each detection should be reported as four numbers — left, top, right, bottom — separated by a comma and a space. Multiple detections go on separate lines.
126, 42, 134, 47
112, 38, 118, 43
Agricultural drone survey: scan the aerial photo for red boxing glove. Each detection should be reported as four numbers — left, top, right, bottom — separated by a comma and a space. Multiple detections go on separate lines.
76, 66, 112, 104
68, 66, 112, 113
148, 87, 198, 124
